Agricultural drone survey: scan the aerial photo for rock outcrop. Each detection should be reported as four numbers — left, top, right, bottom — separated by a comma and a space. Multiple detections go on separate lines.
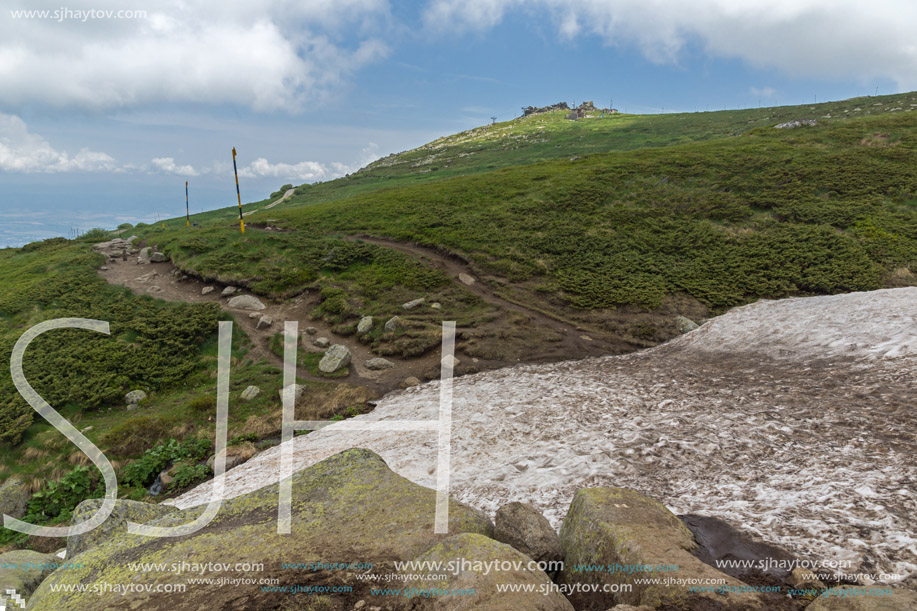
559, 487, 763, 609
0, 550, 61, 600
30, 449, 493, 611
494, 502, 562, 565
67, 499, 179, 558
0, 477, 29, 519
406, 533, 573, 610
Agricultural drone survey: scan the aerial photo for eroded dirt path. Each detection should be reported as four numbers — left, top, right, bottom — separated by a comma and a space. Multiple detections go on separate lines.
342, 233, 630, 356
97, 255, 442, 395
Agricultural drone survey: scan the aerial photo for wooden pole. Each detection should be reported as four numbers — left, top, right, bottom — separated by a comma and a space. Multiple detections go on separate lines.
232, 147, 245, 234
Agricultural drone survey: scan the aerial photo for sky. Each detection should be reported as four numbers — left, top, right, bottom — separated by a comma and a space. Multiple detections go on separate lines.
1, 0, 916, 246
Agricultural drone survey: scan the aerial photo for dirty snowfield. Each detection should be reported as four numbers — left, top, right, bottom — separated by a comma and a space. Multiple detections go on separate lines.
170, 288, 917, 586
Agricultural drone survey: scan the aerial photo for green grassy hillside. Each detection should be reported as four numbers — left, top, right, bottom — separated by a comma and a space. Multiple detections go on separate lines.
146, 95, 917, 318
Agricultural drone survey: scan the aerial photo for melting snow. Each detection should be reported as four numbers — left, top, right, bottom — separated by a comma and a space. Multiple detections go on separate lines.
169, 288, 917, 586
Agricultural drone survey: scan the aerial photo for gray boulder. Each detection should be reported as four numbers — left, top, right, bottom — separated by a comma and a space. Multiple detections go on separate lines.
149, 252, 168, 263
227, 295, 265, 310
559, 487, 763, 610
494, 501, 562, 564
402, 297, 425, 310
0, 550, 60, 599
313, 336, 330, 349
674, 315, 699, 334
357, 316, 373, 334
364, 357, 394, 370
221, 286, 238, 297
240, 385, 260, 401
278, 384, 305, 404
319, 344, 351, 373
0, 477, 29, 519
400, 376, 421, 388
775, 118, 817, 129
304, 326, 318, 335
124, 390, 147, 405
406, 533, 573, 610
201, 286, 214, 295
256, 315, 273, 330
384, 315, 404, 332
458, 273, 475, 286
68, 499, 178, 558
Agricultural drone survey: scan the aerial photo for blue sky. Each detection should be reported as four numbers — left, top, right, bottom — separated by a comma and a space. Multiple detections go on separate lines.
1, 0, 914, 246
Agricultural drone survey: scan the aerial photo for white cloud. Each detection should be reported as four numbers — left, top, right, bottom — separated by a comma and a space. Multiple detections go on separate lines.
0, 112, 117, 172
423, 0, 917, 90
151, 157, 198, 177
236, 142, 381, 182
0, 0, 391, 112
750, 86, 777, 97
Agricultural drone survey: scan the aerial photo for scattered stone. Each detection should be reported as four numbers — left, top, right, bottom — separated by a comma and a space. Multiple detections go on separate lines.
364, 358, 394, 370
441, 355, 461, 369
81, 426, 93, 433
384, 316, 404, 332
136, 247, 151, 264
146, 285, 163, 293
357, 316, 374, 334
201, 286, 214, 295
227, 295, 266, 310
124, 390, 147, 405
100, 266, 109, 271
405, 533, 572, 610
248, 312, 260, 319
304, 326, 318, 335
675, 315, 699, 334
149, 252, 168, 263
134, 271, 158, 283
0, 477, 29, 520
559, 488, 761, 610
256, 315, 273, 330
313, 336, 330, 349
278, 384, 305, 404
221, 286, 238, 297
402, 297, 425, 310
400, 376, 421, 388
775, 118, 817, 129
430, 302, 441, 309
494, 502, 563, 565
319, 344, 352, 373
67, 499, 179, 558
458, 273, 475, 286
240, 386, 260, 401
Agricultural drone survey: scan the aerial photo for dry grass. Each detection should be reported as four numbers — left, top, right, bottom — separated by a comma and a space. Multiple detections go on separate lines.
67, 451, 91, 466
23, 447, 49, 461
237, 412, 282, 439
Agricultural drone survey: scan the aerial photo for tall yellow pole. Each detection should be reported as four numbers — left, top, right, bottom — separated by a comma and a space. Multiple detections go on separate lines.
232, 147, 245, 234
